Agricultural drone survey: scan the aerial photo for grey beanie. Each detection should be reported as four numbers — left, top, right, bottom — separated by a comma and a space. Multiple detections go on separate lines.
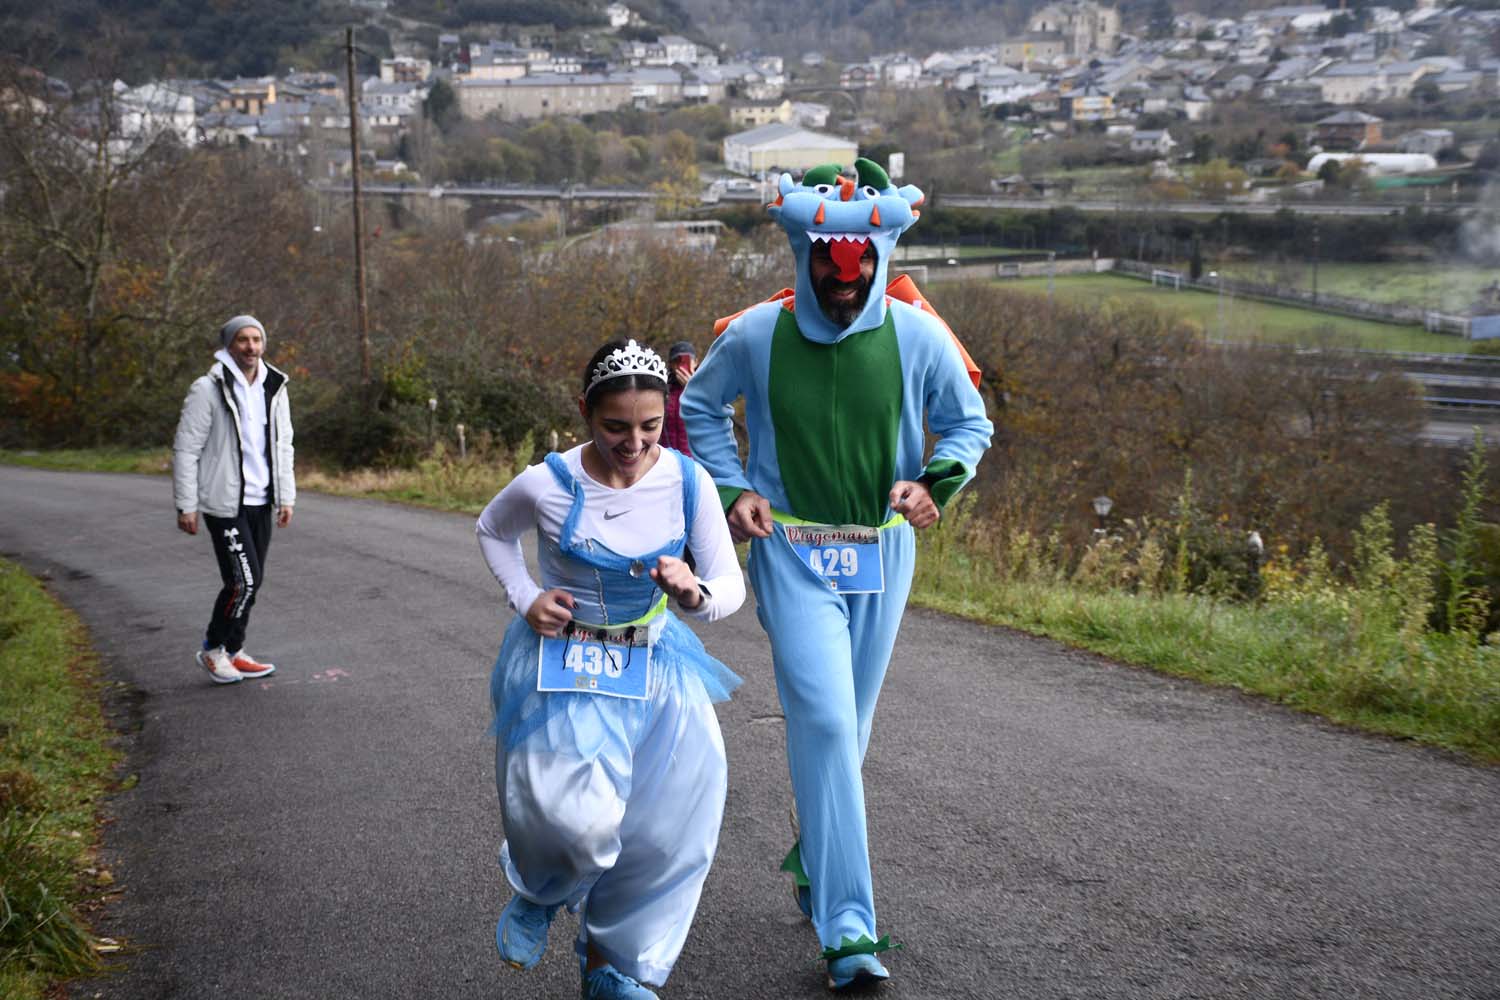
219, 314, 265, 348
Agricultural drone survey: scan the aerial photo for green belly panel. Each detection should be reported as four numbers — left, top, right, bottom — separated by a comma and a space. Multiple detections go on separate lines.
768, 308, 903, 526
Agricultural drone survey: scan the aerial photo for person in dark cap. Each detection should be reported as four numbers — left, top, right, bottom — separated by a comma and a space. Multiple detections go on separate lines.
171, 314, 296, 684
662, 341, 697, 457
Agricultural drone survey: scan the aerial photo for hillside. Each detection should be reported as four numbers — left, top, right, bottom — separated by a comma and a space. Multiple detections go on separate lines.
0, 0, 692, 83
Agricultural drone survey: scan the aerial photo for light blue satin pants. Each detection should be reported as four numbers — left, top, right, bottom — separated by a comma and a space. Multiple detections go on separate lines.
749, 521, 916, 949
497, 677, 727, 985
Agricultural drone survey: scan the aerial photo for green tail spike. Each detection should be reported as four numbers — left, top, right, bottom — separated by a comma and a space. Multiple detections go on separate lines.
780, 841, 810, 888
818, 934, 901, 963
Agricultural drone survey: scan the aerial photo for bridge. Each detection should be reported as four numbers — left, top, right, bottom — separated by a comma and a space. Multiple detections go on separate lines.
316, 182, 1476, 220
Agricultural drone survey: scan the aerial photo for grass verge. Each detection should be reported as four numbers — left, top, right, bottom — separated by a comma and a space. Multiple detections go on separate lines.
0, 447, 525, 517
298, 453, 524, 515
912, 505, 1500, 764
0, 448, 170, 475
0, 559, 121, 999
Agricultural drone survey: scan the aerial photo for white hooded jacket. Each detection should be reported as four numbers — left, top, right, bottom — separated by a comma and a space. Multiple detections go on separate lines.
172, 357, 295, 518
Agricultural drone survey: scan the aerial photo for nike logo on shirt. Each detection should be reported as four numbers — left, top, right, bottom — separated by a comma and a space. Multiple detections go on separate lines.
603, 509, 631, 520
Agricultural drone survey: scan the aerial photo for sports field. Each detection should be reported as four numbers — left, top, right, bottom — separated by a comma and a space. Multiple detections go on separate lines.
1173, 261, 1498, 314
1008, 273, 1478, 354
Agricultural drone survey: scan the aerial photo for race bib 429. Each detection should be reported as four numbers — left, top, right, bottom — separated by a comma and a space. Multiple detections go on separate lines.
784, 524, 885, 594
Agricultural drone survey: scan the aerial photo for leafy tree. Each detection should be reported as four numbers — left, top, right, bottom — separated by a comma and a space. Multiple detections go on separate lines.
1191, 158, 1248, 199
1410, 77, 1443, 113
1476, 139, 1500, 173
1320, 12, 1357, 37
424, 78, 457, 131
1191, 132, 1216, 163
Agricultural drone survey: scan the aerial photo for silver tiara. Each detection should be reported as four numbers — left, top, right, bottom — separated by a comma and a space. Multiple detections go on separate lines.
588, 339, 668, 392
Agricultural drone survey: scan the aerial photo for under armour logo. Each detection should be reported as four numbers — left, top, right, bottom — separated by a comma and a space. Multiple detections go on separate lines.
224, 527, 244, 552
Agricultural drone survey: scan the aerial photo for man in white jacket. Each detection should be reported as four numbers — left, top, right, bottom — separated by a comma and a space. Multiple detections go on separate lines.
172, 315, 296, 684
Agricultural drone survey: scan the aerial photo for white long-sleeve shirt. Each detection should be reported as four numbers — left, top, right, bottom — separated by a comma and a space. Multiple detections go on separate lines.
476, 445, 745, 623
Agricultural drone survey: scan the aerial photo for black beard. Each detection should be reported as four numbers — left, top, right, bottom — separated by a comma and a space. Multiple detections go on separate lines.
814, 272, 872, 328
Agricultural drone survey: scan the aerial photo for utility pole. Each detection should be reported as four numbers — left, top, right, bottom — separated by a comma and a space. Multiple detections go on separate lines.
346, 26, 372, 384
1311, 217, 1320, 301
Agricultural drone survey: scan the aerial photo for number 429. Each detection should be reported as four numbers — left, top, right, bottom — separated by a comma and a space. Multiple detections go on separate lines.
808, 546, 858, 577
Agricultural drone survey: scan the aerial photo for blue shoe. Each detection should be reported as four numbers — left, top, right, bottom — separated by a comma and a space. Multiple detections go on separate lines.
795, 882, 813, 920
581, 963, 658, 999
826, 953, 891, 991
496, 894, 559, 970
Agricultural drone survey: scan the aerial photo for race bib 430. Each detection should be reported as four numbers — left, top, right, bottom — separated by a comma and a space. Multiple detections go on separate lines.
537, 633, 651, 700
784, 524, 885, 594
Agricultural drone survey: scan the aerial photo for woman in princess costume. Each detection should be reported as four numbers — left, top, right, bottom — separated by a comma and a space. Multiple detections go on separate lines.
476, 339, 745, 1000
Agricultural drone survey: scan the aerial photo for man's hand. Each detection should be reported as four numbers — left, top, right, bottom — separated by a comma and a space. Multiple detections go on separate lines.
890, 480, 940, 529
651, 555, 703, 609
177, 511, 199, 535
277, 505, 294, 528
526, 589, 576, 638
727, 490, 774, 542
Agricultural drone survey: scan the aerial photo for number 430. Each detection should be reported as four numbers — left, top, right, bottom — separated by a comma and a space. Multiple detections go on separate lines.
565, 644, 623, 678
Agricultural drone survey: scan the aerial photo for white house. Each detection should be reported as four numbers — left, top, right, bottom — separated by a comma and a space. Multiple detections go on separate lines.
361, 79, 424, 116
1314, 61, 1388, 104
117, 82, 198, 146
978, 70, 1047, 106
380, 56, 432, 83
1397, 129, 1454, 155
651, 35, 699, 66
1130, 129, 1177, 155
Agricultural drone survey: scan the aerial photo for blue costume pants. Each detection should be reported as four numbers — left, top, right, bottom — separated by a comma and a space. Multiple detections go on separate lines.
495, 626, 729, 986
749, 521, 915, 949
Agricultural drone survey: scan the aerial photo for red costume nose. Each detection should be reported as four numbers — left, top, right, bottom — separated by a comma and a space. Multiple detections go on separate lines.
829, 239, 870, 282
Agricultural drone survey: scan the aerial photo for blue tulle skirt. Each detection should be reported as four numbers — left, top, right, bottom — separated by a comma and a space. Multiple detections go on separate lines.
490, 613, 741, 778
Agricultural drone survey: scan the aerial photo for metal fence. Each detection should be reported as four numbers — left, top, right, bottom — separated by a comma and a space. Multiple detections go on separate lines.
1112, 259, 1474, 335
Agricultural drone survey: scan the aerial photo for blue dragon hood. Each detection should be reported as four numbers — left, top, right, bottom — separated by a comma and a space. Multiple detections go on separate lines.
768, 158, 925, 344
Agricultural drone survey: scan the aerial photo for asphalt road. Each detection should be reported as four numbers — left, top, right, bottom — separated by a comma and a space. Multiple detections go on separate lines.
3, 465, 1498, 1000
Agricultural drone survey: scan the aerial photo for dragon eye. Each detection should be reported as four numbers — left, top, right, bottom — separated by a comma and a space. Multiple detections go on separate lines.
861, 185, 880, 199
812, 183, 835, 196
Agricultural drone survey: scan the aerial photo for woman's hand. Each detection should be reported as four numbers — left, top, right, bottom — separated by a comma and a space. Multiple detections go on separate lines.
651, 555, 703, 610
526, 589, 576, 637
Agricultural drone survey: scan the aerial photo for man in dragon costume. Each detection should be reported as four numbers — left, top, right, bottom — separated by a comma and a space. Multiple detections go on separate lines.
681, 158, 992, 990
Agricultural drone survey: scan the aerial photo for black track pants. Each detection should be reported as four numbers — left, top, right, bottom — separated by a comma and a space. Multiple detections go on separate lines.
203, 504, 273, 655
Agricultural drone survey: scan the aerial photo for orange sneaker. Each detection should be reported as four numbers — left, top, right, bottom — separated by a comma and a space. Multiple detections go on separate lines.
229, 650, 276, 678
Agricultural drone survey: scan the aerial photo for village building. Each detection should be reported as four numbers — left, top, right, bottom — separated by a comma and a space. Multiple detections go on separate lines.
1397, 128, 1454, 156
1130, 129, 1177, 156
722, 122, 857, 178
1312, 110, 1384, 150
1026, 1, 1121, 59
380, 57, 432, 84
453, 73, 635, 120
728, 97, 793, 129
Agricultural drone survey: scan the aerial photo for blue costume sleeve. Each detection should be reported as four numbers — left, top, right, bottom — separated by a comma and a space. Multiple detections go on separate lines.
680, 323, 755, 512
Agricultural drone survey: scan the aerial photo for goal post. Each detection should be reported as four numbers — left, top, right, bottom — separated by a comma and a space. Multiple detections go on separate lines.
1151, 268, 1182, 290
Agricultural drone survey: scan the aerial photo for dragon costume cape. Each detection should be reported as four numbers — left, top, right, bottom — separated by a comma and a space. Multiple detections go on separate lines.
680, 158, 993, 955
